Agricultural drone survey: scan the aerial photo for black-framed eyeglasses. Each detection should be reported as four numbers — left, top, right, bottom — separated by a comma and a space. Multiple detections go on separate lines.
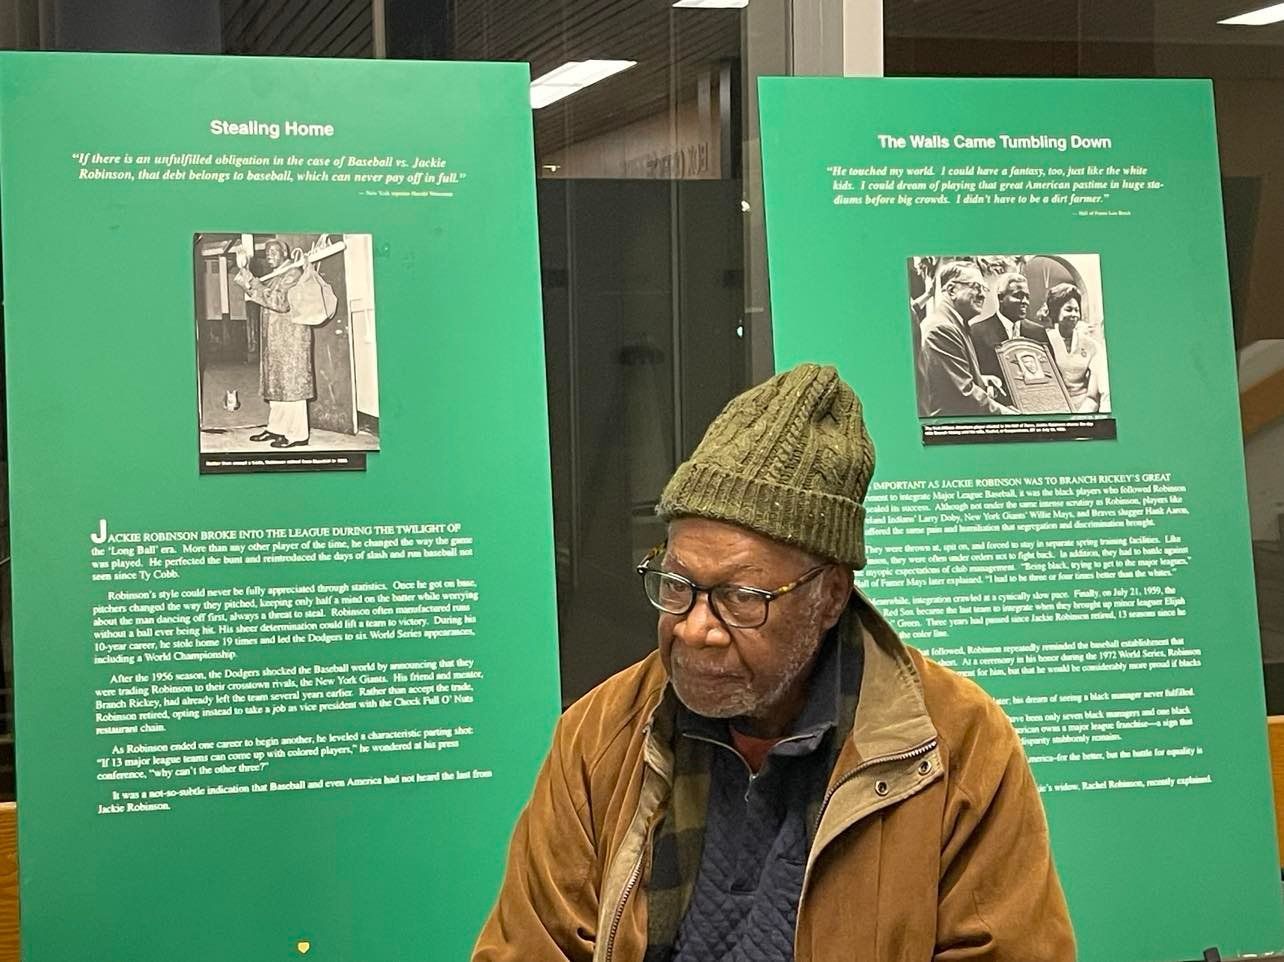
635, 544, 829, 629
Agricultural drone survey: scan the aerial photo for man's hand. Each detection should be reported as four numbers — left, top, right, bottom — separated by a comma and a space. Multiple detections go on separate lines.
980, 374, 1004, 398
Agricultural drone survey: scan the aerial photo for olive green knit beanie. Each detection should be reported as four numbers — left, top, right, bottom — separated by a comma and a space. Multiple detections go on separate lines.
658, 362, 876, 569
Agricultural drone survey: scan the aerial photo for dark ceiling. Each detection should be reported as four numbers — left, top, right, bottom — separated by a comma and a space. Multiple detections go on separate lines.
223, 0, 373, 57
221, 0, 741, 158
219, 0, 1284, 160
883, 0, 1284, 44
452, 1, 741, 158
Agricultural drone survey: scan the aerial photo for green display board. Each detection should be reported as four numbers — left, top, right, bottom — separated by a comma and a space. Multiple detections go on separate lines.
0, 53, 560, 960
761, 77, 1282, 961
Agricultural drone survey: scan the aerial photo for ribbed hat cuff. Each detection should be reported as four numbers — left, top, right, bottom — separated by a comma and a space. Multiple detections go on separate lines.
658, 460, 867, 569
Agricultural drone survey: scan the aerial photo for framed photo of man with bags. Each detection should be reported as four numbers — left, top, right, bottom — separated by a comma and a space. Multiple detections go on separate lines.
192, 230, 382, 474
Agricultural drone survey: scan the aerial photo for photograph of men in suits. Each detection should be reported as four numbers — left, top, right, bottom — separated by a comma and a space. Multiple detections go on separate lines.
968, 273, 1053, 406
918, 262, 1018, 417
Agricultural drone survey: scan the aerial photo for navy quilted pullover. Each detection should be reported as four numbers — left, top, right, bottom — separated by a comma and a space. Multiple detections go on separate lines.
666, 637, 861, 962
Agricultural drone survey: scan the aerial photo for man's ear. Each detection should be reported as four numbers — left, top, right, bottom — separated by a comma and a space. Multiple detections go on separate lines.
819, 564, 854, 630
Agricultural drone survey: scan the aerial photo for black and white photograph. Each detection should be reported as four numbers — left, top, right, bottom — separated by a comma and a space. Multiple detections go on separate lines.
908, 253, 1112, 426
193, 232, 380, 473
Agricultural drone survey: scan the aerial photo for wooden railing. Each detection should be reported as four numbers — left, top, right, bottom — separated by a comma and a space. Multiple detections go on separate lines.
1269, 717, 1284, 862
0, 803, 15, 962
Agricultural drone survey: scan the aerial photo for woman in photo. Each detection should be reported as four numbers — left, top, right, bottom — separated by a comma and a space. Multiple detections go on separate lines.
1039, 282, 1109, 413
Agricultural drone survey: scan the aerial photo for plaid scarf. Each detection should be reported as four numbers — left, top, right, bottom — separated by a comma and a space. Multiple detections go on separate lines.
643, 608, 865, 962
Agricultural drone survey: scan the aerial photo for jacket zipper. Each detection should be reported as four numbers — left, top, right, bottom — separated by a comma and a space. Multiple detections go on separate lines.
607, 727, 917, 960
813, 737, 938, 835
603, 724, 668, 962
603, 842, 646, 962
684, 731, 813, 800
793, 737, 939, 959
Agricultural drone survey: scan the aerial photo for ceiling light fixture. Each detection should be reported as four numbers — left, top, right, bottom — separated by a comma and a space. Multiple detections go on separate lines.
1218, 2, 1284, 25
673, 0, 750, 7
530, 60, 637, 109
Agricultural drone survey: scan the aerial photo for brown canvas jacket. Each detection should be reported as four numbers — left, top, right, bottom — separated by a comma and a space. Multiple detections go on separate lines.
473, 597, 1076, 962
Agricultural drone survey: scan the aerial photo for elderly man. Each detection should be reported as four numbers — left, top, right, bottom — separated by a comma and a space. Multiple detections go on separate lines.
474, 363, 1074, 961
969, 272, 1054, 406
920, 262, 1017, 417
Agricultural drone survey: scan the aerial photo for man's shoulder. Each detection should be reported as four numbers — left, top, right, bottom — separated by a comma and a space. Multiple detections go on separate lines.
275, 266, 304, 287
555, 651, 667, 768
969, 313, 1001, 339
906, 646, 1021, 757
921, 306, 951, 329
1020, 320, 1051, 342
921, 307, 961, 340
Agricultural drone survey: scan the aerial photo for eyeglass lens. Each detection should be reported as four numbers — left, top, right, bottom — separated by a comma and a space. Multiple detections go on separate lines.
642, 570, 768, 628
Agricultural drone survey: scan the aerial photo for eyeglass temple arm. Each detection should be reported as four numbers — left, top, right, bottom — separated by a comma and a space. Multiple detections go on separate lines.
636, 544, 666, 575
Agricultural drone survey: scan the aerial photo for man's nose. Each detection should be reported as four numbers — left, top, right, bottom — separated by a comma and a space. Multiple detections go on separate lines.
675, 592, 731, 647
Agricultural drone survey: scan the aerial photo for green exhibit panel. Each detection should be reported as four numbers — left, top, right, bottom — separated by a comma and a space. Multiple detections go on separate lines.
0, 53, 560, 961
760, 76, 1282, 961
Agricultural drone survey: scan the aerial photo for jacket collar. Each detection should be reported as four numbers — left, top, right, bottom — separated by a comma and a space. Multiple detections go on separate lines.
839, 587, 939, 770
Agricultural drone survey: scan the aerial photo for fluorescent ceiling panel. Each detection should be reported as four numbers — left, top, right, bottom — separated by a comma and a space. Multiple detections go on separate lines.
530, 60, 637, 109
673, 0, 749, 8
1218, 2, 1284, 24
